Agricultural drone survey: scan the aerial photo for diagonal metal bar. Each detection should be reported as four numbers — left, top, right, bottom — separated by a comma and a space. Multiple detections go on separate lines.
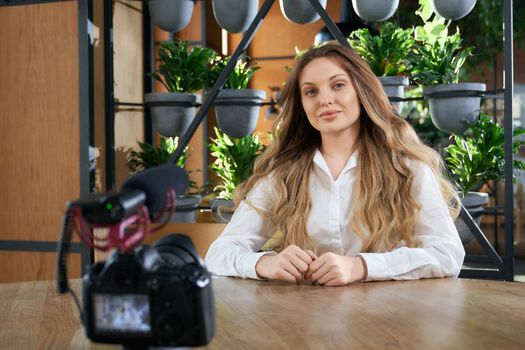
307, 0, 350, 48
459, 205, 505, 272
169, 0, 276, 164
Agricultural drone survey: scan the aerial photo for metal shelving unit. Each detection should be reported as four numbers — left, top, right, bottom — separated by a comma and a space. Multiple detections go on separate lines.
101, 0, 517, 280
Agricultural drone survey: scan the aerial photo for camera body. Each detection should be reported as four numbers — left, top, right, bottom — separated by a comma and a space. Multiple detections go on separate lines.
82, 235, 215, 348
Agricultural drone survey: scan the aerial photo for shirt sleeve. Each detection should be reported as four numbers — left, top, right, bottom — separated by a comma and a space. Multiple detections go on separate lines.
204, 176, 276, 279
359, 163, 465, 281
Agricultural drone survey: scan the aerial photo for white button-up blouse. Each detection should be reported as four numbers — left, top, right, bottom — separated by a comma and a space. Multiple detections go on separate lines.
205, 150, 465, 281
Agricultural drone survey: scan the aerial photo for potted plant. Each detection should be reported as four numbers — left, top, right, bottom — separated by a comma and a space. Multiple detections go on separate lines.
351, 0, 399, 22
211, 0, 258, 33
208, 55, 265, 138
127, 136, 202, 223
208, 127, 268, 222
146, 40, 216, 137
148, 0, 195, 32
445, 114, 525, 244
409, 0, 484, 134
349, 22, 414, 113
430, 0, 477, 21
279, 0, 328, 25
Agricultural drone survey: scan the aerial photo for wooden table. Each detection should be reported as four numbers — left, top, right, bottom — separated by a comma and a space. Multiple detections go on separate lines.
1, 277, 524, 349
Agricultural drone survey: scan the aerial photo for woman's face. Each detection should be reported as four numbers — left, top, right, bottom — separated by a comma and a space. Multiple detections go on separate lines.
299, 57, 361, 138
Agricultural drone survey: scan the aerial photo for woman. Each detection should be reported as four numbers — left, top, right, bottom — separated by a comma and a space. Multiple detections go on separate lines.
205, 43, 465, 286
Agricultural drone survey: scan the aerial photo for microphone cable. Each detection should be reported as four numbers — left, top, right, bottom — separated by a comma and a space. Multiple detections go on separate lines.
55, 207, 84, 324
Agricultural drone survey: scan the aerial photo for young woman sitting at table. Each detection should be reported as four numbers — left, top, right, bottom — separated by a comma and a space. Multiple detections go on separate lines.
205, 43, 465, 286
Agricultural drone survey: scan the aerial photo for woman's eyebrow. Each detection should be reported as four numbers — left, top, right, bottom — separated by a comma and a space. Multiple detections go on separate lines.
300, 81, 315, 87
300, 74, 349, 87
329, 74, 348, 80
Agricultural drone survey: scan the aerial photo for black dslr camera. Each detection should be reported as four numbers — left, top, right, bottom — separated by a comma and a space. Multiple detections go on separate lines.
83, 234, 215, 348
56, 167, 215, 349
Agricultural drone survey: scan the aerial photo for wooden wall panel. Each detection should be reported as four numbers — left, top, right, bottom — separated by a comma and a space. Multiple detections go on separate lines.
248, 1, 342, 57
0, 2, 80, 243
113, 0, 145, 189
0, 251, 81, 284
0, 1, 82, 282
95, 223, 225, 262
250, 58, 291, 133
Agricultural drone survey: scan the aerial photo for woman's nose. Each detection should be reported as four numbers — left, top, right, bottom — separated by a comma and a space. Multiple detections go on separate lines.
318, 89, 334, 106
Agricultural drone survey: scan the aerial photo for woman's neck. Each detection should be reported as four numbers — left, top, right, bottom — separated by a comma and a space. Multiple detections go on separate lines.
319, 132, 358, 180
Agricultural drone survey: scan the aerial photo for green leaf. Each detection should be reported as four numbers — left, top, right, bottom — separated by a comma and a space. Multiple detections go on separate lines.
208, 127, 267, 199
445, 113, 525, 193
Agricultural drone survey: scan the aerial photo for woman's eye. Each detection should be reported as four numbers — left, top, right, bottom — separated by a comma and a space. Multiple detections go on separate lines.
304, 89, 316, 96
333, 82, 345, 89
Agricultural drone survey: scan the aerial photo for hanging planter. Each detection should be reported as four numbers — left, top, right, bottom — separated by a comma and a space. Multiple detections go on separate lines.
454, 192, 488, 245
148, 40, 215, 136
145, 92, 200, 137
148, 0, 195, 32
279, 0, 327, 25
212, 0, 258, 33
423, 83, 485, 134
207, 56, 263, 138
430, 0, 477, 21
210, 198, 235, 223
352, 0, 399, 22
377, 76, 409, 113
214, 89, 266, 138
159, 194, 202, 223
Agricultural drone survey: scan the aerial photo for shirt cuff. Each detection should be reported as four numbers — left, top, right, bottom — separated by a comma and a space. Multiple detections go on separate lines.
357, 253, 388, 282
241, 251, 276, 280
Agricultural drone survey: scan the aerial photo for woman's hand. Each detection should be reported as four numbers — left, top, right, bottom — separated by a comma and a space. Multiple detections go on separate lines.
304, 253, 366, 287
255, 245, 317, 283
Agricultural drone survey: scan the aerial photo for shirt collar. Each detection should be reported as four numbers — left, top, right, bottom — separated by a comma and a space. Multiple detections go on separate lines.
313, 148, 358, 179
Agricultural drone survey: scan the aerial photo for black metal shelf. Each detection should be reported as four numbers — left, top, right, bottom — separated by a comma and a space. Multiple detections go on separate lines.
102, 0, 517, 281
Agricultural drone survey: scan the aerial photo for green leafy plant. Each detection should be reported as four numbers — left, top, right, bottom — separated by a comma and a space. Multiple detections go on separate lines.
349, 22, 414, 77
445, 114, 525, 197
410, 32, 472, 86
150, 40, 217, 93
208, 56, 260, 90
409, 0, 473, 86
395, 0, 525, 82
127, 137, 187, 174
209, 127, 268, 200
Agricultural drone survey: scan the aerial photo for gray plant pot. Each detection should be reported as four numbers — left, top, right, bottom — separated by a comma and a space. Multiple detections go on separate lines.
145, 92, 200, 137
159, 194, 201, 223
423, 83, 486, 134
378, 76, 408, 113
212, 0, 258, 33
430, 0, 477, 21
279, 0, 327, 25
214, 89, 266, 138
148, 0, 195, 32
352, 0, 399, 22
210, 198, 234, 223
455, 191, 488, 245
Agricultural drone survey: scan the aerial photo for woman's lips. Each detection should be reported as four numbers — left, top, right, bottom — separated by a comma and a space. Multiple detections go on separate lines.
319, 110, 340, 119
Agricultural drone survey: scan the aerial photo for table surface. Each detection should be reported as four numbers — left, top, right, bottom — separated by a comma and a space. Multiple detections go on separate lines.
0, 277, 524, 349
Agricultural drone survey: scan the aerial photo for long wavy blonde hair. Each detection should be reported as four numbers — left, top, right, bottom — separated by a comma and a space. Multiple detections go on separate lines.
234, 43, 459, 253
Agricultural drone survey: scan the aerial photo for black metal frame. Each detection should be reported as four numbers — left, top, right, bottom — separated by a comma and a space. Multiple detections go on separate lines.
105, 0, 210, 189
96, 1, 517, 280
168, 0, 517, 281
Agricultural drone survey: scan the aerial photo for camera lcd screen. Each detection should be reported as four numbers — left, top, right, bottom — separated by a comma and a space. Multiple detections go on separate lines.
93, 293, 152, 335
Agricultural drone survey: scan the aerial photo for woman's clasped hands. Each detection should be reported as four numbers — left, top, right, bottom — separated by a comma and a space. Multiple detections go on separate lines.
255, 245, 366, 286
